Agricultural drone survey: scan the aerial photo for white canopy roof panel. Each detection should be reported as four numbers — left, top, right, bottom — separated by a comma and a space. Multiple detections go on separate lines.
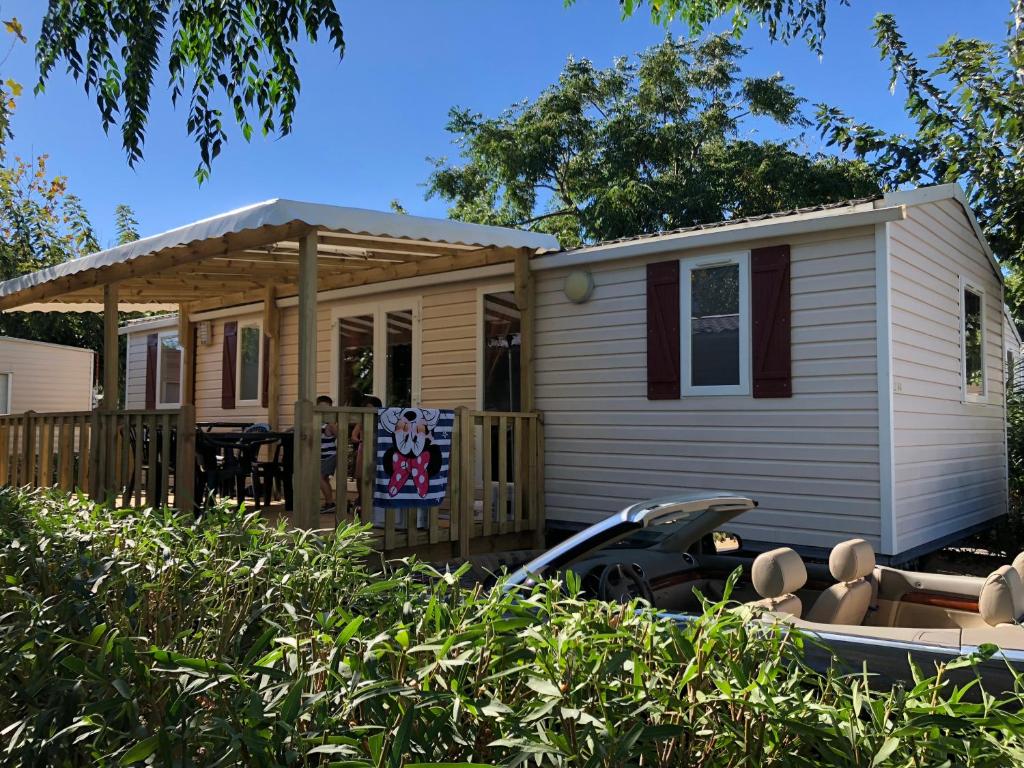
0, 198, 560, 311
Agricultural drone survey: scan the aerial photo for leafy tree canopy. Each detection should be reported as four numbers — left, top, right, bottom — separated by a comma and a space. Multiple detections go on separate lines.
0, 154, 103, 348
427, 36, 880, 247
816, 3, 1024, 308
572, 0, 848, 54
33, 1, 345, 183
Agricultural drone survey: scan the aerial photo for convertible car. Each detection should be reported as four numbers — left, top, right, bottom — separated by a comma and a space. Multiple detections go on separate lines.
504, 493, 1024, 690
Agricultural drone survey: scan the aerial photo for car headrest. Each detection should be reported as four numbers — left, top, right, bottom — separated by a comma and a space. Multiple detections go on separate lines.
1012, 552, 1024, 582
829, 539, 875, 583
751, 547, 807, 599
979, 565, 1024, 627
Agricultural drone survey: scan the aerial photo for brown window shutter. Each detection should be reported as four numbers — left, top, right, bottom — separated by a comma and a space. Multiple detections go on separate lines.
647, 260, 681, 399
222, 321, 238, 410
752, 245, 792, 398
261, 333, 270, 408
144, 333, 158, 410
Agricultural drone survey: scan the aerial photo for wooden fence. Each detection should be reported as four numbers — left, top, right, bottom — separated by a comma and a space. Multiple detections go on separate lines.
1, 403, 541, 558
0, 406, 195, 509
315, 405, 544, 556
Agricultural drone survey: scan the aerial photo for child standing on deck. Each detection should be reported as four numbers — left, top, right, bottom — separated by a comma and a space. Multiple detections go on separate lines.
317, 395, 338, 514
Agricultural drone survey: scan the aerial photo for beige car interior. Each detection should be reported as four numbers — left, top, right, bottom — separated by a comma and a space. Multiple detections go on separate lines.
804, 539, 876, 625
747, 538, 1024, 651
750, 547, 807, 618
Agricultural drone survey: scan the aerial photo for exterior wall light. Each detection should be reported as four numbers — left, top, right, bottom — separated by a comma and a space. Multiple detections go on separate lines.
563, 270, 594, 304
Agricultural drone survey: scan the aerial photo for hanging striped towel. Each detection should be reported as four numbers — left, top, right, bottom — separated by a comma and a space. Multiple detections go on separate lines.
374, 408, 453, 510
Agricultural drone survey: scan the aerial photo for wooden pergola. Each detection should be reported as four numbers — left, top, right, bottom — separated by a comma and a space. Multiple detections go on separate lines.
0, 199, 558, 528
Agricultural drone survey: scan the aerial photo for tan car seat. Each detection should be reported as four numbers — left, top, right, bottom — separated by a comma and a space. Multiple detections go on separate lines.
1011, 552, 1024, 582
750, 547, 807, 618
805, 539, 876, 626
979, 565, 1024, 627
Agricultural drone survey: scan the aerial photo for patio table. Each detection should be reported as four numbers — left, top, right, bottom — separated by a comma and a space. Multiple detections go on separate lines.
196, 429, 294, 510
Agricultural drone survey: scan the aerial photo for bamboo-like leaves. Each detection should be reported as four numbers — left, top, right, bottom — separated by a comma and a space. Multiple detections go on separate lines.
3, 486, 1024, 765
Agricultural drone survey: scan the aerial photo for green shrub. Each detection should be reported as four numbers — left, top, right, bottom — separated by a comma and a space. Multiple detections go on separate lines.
3, 488, 1024, 766
972, 391, 1024, 558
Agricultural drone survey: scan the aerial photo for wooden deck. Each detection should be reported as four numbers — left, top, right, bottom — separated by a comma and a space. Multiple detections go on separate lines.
0, 404, 544, 560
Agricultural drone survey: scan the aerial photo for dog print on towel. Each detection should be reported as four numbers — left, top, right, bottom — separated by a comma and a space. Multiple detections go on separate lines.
374, 407, 453, 508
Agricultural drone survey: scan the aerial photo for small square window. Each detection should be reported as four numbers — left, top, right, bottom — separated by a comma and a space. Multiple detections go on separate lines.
961, 282, 986, 401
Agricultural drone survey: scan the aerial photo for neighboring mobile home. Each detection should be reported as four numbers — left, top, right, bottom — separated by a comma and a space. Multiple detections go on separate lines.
5, 184, 1010, 563
0, 337, 95, 414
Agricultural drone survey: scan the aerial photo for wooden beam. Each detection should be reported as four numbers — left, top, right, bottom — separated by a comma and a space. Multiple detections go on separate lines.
188, 245, 523, 314
293, 232, 320, 529
263, 285, 281, 429
514, 249, 535, 413
0, 220, 313, 311
102, 284, 119, 410
297, 233, 318, 403
179, 304, 194, 407
316, 232, 481, 256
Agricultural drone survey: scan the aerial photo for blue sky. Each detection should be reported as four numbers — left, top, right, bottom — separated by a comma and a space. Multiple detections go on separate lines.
0, 1, 1011, 248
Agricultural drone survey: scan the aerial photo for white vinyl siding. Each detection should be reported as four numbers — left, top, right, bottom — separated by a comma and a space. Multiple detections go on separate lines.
135, 277, 502, 428
535, 227, 882, 551
124, 331, 149, 409
0, 338, 94, 414
888, 198, 1006, 553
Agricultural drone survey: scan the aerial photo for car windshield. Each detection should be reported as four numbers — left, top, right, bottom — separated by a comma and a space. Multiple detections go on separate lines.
560, 509, 715, 570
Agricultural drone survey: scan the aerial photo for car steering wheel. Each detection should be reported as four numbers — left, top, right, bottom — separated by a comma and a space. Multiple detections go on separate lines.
597, 563, 655, 605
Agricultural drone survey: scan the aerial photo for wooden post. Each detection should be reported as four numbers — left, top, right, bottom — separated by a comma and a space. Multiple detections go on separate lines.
264, 285, 281, 429
175, 403, 196, 512
103, 284, 119, 410
179, 304, 194, 407
294, 231, 320, 528
459, 407, 474, 557
513, 249, 535, 413
533, 416, 546, 550
90, 283, 120, 500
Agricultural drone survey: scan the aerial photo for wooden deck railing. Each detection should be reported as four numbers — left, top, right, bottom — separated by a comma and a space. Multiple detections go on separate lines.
314, 405, 544, 556
1, 403, 540, 558
0, 406, 196, 509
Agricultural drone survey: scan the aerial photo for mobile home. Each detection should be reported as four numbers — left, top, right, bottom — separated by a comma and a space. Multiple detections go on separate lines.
3, 184, 1010, 562
0, 337, 94, 415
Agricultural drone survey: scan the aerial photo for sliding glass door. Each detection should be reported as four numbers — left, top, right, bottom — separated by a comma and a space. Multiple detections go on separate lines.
334, 303, 419, 407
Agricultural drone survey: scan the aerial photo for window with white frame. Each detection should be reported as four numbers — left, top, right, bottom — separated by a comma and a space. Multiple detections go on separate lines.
237, 321, 263, 404
481, 291, 521, 411
961, 280, 986, 401
681, 253, 750, 396
333, 303, 419, 406
0, 372, 10, 415
157, 332, 182, 406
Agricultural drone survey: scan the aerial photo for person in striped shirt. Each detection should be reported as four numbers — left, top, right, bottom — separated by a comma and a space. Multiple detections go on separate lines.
317, 395, 339, 514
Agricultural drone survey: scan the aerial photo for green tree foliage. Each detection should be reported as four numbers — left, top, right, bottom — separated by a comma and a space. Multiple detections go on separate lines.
2, 488, 1024, 764
0, 154, 104, 351
34, 1, 346, 183
114, 203, 139, 244
817, 4, 1024, 308
428, 36, 880, 247
574, 0, 847, 54
0, 17, 26, 154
